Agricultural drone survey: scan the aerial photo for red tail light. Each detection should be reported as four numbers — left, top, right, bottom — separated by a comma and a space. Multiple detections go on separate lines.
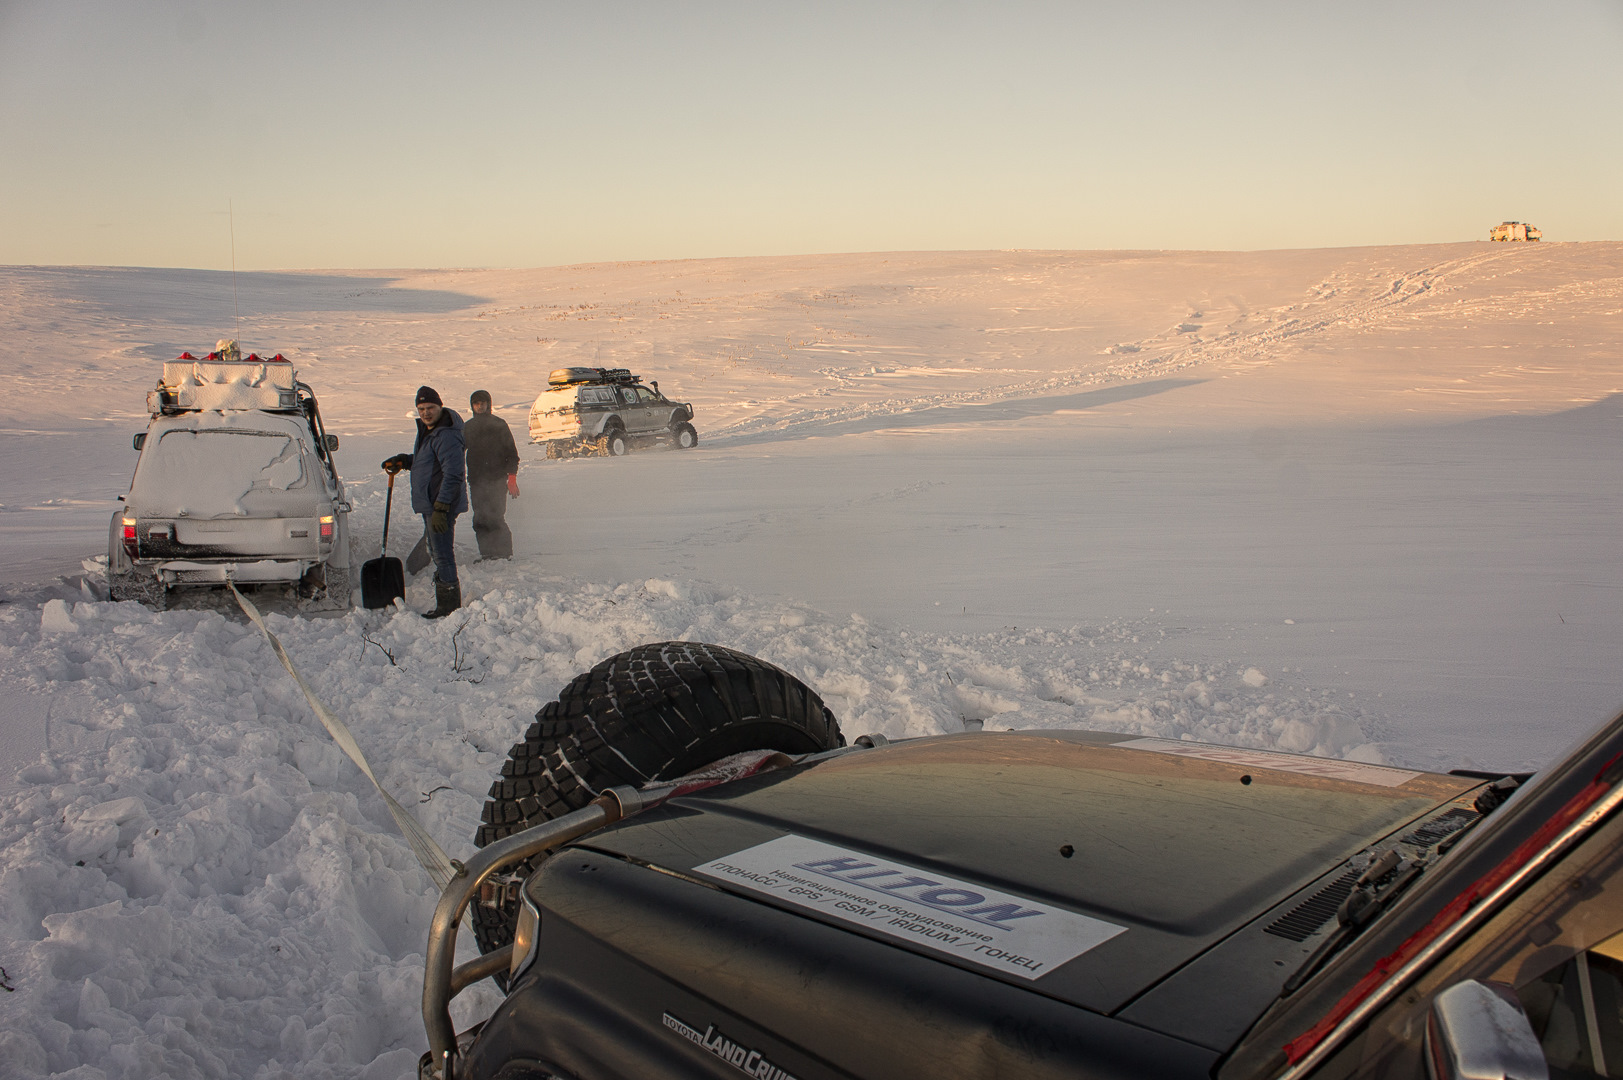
121, 517, 138, 557
319, 515, 334, 541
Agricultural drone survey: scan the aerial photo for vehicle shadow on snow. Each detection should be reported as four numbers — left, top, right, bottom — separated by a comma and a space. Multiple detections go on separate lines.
726, 377, 1206, 445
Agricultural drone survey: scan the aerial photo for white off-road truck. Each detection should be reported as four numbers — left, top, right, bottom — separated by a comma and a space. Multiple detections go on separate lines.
106, 343, 353, 610
528, 367, 697, 458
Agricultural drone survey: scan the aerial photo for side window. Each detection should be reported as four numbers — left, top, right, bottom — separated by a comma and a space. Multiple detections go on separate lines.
1518, 932, 1623, 1076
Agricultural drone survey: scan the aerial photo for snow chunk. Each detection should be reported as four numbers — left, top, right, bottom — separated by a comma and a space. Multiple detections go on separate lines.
1345, 743, 1390, 765
1242, 667, 1269, 688
40, 598, 78, 633
643, 579, 683, 600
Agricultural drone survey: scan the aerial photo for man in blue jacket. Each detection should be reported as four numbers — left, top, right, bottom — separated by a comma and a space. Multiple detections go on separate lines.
381, 386, 469, 618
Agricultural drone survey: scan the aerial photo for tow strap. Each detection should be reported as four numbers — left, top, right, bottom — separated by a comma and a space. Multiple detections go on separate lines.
231, 583, 457, 890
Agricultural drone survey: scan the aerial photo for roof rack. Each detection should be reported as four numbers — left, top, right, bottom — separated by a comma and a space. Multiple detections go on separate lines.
548, 366, 643, 386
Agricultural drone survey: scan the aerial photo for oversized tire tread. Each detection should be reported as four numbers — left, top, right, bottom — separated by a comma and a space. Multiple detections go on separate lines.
470, 641, 843, 970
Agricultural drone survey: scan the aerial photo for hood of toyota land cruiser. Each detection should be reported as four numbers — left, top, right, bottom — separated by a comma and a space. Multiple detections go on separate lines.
576, 731, 1479, 1018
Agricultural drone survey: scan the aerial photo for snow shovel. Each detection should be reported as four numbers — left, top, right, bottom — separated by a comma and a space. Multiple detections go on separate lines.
361, 467, 407, 609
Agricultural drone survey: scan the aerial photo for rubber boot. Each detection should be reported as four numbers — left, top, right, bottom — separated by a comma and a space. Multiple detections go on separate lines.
424, 580, 460, 619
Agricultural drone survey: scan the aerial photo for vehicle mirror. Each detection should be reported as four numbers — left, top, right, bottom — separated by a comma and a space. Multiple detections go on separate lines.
133, 433, 146, 452
1424, 980, 1548, 1080
325, 434, 340, 452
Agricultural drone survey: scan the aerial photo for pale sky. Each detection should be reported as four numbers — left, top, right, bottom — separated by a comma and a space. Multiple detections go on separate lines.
2, 0, 1619, 269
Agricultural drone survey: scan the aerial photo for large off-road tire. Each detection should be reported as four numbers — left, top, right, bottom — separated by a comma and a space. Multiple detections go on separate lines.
603, 427, 630, 457
471, 641, 844, 975
672, 421, 698, 450
108, 570, 168, 611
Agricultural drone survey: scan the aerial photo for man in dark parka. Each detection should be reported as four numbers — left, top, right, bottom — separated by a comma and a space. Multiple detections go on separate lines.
381, 386, 468, 618
463, 390, 520, 559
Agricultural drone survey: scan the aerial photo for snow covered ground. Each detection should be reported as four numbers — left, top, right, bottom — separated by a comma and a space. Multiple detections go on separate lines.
0, 243, 1619, 1077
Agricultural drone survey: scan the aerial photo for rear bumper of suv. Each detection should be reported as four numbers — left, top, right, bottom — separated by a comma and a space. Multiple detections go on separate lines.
108, 509, 349, 586
150, 559, 313, 584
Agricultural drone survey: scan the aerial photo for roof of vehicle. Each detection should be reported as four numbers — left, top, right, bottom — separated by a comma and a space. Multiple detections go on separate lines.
579, 730, 1479, 1022
143, 409, 315, 436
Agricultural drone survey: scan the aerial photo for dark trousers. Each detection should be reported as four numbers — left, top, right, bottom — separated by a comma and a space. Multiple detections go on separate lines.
421, 513, 459, 585
469, 479, 513, 559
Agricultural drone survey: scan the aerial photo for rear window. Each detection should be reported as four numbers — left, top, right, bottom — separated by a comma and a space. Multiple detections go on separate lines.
136, 429, 308, 515
579, 386, 614, 405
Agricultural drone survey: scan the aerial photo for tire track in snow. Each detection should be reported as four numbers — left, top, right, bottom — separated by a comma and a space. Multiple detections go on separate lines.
707, 248, 1522, 443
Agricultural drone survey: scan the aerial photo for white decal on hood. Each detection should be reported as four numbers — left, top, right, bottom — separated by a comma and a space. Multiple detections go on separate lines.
694, 834, 1124, 980
1113, 737, 1421, 787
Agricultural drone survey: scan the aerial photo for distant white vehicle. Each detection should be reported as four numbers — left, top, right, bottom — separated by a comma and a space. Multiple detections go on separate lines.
527, 367, 697, 458
106, 344, 352, 609
1489, 221, 1542, 241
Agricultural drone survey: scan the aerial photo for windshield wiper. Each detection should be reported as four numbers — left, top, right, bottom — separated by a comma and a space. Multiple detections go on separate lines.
1276, 772, 1527, 999
1277, 776, 1525, 997
1280, 848, 1429, 996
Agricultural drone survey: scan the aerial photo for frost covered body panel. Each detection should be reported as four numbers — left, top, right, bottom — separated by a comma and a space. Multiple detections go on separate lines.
108, 350, 352, 606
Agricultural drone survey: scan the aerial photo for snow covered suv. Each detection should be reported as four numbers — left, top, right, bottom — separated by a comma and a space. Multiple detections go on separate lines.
528, 367, 697, 458
106, 347, 352, 610
422, 641, 1623, 1080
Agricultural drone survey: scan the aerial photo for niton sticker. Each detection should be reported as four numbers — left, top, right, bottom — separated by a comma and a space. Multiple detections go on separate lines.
694, 834, 1124, 979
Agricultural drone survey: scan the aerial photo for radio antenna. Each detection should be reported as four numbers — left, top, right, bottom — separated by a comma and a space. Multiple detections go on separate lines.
229, 199, 240, 341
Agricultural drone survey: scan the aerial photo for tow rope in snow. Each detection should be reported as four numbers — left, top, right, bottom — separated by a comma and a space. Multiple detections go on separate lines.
230, 583, 457, 890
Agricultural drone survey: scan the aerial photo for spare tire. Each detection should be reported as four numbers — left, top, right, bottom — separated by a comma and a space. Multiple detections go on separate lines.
471, 641, 844, 973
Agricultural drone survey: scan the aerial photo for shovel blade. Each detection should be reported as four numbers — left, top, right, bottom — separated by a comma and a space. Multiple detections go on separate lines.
404, 535, 432, 575
360, 556, 405, 609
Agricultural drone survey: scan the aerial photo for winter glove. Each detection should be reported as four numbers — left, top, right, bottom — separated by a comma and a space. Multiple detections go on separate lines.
430, 502, 450, 534
381, 453, 412, 473
506, 474, 520, 498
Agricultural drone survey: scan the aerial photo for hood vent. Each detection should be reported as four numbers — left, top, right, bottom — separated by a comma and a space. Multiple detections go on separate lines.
1264, 870, 1360, 942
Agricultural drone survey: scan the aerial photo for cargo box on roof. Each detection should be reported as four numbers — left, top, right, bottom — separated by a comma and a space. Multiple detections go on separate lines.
150, 352, 301, 414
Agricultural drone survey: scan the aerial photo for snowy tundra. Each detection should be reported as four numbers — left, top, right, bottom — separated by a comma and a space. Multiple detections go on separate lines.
0, 243, 1618, 1078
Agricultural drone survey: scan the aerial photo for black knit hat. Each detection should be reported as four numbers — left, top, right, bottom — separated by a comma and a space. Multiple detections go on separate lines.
469, 390, 492, 407
415, 385, 442, 406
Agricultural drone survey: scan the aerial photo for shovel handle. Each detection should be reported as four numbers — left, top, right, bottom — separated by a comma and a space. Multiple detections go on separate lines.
381, 471, 396, 555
